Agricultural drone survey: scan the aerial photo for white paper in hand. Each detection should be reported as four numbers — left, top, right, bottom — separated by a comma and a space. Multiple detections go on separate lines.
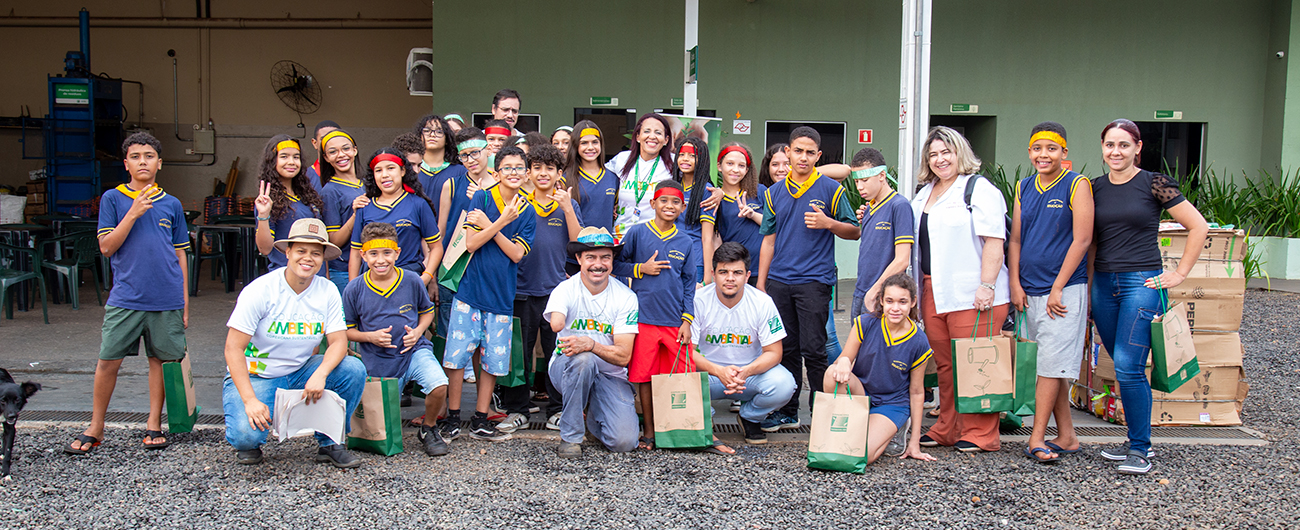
272, 388, 347, 445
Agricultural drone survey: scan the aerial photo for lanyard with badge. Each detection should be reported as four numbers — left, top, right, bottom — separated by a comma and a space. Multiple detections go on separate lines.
626, 156, 660, 217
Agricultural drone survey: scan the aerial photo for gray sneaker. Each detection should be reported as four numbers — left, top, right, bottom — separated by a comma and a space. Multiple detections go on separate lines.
418, 425, 449, 457
557, 441, 582, 458
545, 412, 562, 431
496, 413, 528, 434
235, 448, 263, 465
884, 418, 910, 457
1101, 443, 1155, 461
315, 444, 361, 469
1117, 450, 1153, 475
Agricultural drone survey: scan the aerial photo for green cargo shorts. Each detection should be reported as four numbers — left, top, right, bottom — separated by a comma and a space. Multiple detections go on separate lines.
99, 305, 187, 361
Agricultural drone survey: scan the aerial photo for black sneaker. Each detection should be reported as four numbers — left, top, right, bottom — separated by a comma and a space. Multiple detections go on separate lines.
418, 425, 449, 457
918, 434, 940, 447
954, 440, 984, 453
437, 418, 461, 441
469, 418, 512, 442
400, 392, 413, 408
315, 444, 361, 469
235, 448, 263, 465
1101, 443, 1155, 461
1117, 450, 1153, 475
740, 418, 767, 444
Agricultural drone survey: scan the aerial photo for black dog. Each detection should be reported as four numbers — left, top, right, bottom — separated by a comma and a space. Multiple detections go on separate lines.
0, 368, 40, 477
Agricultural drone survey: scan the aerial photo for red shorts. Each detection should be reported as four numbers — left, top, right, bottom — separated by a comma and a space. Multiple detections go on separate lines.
628, 323, 695, 383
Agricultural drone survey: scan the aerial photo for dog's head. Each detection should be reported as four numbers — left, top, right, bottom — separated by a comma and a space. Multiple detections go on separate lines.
0, 380, 39, 425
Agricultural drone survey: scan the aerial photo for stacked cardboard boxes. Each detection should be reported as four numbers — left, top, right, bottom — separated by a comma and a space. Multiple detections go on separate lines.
1070, 227, 1249, 426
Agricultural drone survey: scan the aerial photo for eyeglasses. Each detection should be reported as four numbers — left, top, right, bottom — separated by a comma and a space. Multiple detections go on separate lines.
457, 149, 483, 162
496, 108, 520, 115
421, 128, 445, 138
497, 167, 526, 175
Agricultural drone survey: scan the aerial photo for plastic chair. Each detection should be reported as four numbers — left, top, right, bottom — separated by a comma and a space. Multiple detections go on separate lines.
189, 224, 229, 295
0, 241, 49, 324
38, 230, 102, 310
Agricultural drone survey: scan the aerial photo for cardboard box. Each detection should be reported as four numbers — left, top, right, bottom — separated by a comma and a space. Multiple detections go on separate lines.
1191, 332, 1244, 365
1161, 256, 1246, 331
1151, 365, 1244, 401
1162, 257, 1245, 280
1158, 228, 1247, 262
1176, 298, 1245, 332
1151, 392, 1246, 426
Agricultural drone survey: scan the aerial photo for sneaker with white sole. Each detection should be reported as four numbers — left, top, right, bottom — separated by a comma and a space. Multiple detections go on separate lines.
496, 413, 529, 433
418, 425, 449, 457
437, 418, 461, 441
1101, 443, 1155, 461
1116, 450, 1153, 475
884, 418, 910, 457
729, 400, 742, 413
545, 412, 562, 431
759, 412, 800, 433
469, 418, 513, 441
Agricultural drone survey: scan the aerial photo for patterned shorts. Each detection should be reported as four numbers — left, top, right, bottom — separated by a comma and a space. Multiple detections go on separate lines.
442, 297, 513, 377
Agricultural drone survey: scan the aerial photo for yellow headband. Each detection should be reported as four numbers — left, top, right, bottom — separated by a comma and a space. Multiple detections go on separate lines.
1029, 131, 1067, 149
321, 130, 355, 148
579, 127, 601, 139
275, 139, 300, 152
360, 239, 399, 252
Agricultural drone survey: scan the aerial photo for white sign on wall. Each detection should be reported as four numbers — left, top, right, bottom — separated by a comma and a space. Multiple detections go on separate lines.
732, 120, 752, 135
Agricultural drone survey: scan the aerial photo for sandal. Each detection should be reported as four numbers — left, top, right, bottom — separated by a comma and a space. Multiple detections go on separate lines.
638, 436, 656, 451
64, 434, 102, 455
407, 415, 426, 428
927, 408, 940, 418
1024, 446, 1059, 464
701, 438, 735, 456
1045, 441, 1081, 455
143, 430, 172, 450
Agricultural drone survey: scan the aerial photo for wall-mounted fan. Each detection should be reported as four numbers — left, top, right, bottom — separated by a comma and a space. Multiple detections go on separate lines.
270, 60, 322, 115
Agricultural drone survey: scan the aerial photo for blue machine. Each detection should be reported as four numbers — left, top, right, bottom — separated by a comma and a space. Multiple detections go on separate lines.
31, 9, 126, 213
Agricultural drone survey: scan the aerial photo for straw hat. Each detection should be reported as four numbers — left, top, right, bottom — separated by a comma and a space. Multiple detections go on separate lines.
273, 218, 342, 261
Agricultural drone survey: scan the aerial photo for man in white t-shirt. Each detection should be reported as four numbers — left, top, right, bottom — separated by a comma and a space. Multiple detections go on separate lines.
221, 218, 367, 468
691, 242, 795, 447
546, 227, 640, 458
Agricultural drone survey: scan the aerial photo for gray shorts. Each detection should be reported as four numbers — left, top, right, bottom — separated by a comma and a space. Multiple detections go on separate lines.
1024, 283, 1087, 379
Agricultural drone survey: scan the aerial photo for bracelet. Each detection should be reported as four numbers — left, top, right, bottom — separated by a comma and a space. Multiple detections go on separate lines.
979, 282, 996, 290
256, 216, 270, 222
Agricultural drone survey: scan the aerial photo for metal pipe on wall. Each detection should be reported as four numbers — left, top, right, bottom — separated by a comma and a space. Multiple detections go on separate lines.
0, 17, 430, 29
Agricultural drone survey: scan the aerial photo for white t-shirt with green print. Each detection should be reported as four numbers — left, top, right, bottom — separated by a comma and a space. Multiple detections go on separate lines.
544, 275, 639, 379
226, 271, 346, 378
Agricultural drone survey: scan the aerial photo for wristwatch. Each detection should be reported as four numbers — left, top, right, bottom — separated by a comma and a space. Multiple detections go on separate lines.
979, 282, 996, 290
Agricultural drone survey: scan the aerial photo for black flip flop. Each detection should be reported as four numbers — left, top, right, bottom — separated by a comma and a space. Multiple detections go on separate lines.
638, 436, 655, 451
1045, 441, 1081, 455
1024, 446, 1060, 464
64, 434, 101, 455
143, 430, 172, 450
701, 438, 735, 456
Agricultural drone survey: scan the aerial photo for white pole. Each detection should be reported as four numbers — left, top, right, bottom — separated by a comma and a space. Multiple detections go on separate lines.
684, 0, 698, 117
897, 0, 932, 198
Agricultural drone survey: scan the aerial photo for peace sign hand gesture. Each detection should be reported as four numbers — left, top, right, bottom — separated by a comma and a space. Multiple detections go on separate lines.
254, 181, 273, 218
125, 184, 156, 220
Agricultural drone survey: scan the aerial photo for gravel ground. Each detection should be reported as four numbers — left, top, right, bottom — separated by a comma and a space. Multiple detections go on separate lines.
0, 290, 1295, 529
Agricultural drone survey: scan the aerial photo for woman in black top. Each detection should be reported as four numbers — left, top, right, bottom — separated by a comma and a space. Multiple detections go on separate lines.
1090, 119, 1208, 475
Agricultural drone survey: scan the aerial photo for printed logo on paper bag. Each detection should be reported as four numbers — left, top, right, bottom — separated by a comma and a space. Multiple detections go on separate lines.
829, 414, 850, 433
670, 391, 688, 409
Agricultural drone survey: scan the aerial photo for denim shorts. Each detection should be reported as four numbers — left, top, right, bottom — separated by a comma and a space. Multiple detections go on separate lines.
442, 297, 512, 377
400, 347, 449, 394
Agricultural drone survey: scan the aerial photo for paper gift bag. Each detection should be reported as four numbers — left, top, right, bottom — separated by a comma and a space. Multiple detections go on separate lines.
950, 312, 1015, 414
162, 354, 201, 433
437, 210, 472, 291
346, 377, 404, 456
497, 317, 529, 388
806, 384, 872, 474
1150, 290, 1201, 393
651, 345, 712, 448
923, 356, 938, 388
1011, 313, 1038, 417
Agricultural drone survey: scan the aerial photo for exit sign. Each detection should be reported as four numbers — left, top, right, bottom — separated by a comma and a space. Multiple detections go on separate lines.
670, 97, 684, 107
1155, 110, 1183, 120
858, 129, 873, 144
950, 103, 978, 113
590, 97, 619, 106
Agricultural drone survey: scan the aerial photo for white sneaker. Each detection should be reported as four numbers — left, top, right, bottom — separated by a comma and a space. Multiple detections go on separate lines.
884, 418, 910, 457
729, 400, 742, 413
495, 413, 528, 433
923, 392, 939, 409
465, 372, 477, 383
545, 412, 562, 431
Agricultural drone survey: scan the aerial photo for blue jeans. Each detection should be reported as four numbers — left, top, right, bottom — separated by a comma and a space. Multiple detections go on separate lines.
825, 298, 843, 362
549, 351, 638, 451
328, 269, 349, 294
436, 285, 456, 339
1091, 270, 1163, 454
222, 355, 367, 450
708, 364, 796, 423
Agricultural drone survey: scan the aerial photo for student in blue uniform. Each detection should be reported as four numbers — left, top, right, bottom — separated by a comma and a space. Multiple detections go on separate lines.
849, 147, 914, 320
253, 134, 327, 276
1008, 122, 1093, 464
441, 146, 536, 443
305, 120, 339, 192
824, 273, 937, 466
614, 180, 696, 450
319, 130, 367, 292
756, 126, 859, 432
499, 144, 582, 433
343, 222, 449, 457
564, 121, 616, 274
413, 114, 466, 224
701, 143, 764, 285
671, 136, 722, 286
67, 132, 191, 455
436, 128, 494, 341
348, 148, 442, 284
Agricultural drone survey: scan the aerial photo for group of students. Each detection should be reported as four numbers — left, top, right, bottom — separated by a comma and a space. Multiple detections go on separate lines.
64, 86, 1208, 476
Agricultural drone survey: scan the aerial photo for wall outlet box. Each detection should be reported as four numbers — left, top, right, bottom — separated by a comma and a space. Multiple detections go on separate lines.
192, 128, 215, 154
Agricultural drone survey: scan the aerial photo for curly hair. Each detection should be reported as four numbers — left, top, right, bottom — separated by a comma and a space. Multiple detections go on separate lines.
259, 134, 325, 222
413, 114, 458, 164
871, 272, 920, 322
526, 143, 565, 172
121, 131, 163, 157
362, 147, 436, 213
392, 132, 423, 159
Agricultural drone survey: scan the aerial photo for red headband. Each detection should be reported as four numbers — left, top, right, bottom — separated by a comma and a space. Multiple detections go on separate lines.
653, 186, 685, 201
718, 145, 751, 167
369, 153, 405, 171
678, 143, 697, 155
484, 126, 511, 137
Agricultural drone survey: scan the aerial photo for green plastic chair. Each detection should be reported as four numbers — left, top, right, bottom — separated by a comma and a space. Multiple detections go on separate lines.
39, 230, 102, 310
0, 241, 49, 324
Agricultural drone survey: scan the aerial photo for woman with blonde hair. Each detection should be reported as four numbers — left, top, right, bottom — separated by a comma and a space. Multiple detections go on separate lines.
910, 125, 1008, 454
